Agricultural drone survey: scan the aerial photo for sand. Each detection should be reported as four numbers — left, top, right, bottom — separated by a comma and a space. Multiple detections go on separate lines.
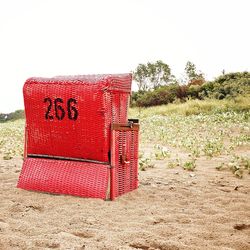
0, 146, 249, 250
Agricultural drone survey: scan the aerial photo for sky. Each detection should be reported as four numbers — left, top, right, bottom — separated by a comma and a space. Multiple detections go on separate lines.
0, 0, 249, 113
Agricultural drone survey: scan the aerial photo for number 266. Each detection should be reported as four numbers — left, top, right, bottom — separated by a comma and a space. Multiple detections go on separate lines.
44, 97, 78, 121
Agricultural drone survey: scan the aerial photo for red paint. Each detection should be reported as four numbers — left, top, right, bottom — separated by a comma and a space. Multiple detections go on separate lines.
18, 74, 139, 199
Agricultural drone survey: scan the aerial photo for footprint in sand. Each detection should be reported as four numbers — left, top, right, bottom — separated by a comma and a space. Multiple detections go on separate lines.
72, 231, 94, 239
130, 241, 180, 250
10, 202, 44, 213
234, 224, 250, 230
25, 204, 45, 212
129, 243, 150, 250
35, 240, 60, 249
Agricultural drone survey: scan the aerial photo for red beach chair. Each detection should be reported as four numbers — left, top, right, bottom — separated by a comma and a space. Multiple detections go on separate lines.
17, 74, 139, 200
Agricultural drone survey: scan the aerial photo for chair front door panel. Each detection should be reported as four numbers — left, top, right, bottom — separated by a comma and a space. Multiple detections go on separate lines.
24, 79, 112, 162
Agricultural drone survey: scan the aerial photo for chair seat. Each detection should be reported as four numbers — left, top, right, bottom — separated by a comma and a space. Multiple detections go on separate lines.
17, 158, 109, 199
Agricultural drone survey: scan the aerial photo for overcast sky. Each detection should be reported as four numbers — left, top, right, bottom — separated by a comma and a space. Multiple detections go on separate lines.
0, 0, 249, 113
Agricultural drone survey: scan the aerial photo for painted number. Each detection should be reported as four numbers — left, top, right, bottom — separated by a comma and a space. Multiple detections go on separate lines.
67, 98, 78, 120
44, 97, 53, 120
44, 97, 78, 121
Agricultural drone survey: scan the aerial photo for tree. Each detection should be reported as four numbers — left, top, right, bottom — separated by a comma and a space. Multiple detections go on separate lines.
132, 63, 149, 91
147, 60, 172, 89
133, 60, 172, 91
184, 61, 205, 85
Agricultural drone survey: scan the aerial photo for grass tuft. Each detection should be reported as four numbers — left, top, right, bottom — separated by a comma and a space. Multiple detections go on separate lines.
129, 96, 250, 117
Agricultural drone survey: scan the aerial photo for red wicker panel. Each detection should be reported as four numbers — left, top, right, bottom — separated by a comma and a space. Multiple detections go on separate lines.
129, 130, 139, 190
19, 74, 134, 199
24, 74, 131, 163
111, 92, 129, 124
17, 158, 109, 199
111, 129, 139, 199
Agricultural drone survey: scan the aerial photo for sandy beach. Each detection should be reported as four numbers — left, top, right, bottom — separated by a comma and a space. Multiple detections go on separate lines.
0, 145, 249, 250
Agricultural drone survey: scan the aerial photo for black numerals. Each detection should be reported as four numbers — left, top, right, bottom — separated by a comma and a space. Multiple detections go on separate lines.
44, 97, 53, 120
44, 97, 78, 121
54, 98, 65, 120
67, 98, 78, 120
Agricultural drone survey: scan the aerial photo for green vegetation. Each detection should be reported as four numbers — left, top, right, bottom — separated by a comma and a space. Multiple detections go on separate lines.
139, 157, 155, 171
216, 155, 250, 178
133, 60, 173, 91
184, 61, 205, 84
0, 67, 249, 179
131, 109, 250, 157
132, 60, 250, 108
183, 159, 197, 171
188, 72, 250, 100
0, 110, 24, 123
154, 145, 170, 160
129, 96, 250, 117
130, 104, 250, 177
167, 158, 181, 169
0, 105, 249, 178
167, 157, 197, 171
0, 119, 24, 159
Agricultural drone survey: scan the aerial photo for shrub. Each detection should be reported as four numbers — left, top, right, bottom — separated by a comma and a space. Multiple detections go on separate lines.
131, 71, 250, 107
0, 110, 24, 123
135, 84, 187, 107
200, 72, 250, 100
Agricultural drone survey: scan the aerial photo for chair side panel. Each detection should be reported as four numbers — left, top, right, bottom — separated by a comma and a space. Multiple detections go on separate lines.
111, 129, 139, 199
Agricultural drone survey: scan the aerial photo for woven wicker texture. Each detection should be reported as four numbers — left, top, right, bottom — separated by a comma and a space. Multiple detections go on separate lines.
17, 158, 109, 199
18, 74, 139, 199
24, 74, 132, 162
111, 129, 139, 199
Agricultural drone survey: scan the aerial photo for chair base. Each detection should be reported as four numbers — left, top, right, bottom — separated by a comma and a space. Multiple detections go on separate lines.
17, 158, 110, 199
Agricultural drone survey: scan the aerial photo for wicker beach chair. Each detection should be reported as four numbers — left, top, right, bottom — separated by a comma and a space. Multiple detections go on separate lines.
17, 74, 139, 200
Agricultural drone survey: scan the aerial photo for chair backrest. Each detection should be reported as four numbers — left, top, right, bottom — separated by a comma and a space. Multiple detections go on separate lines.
23, 74, 132, 163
